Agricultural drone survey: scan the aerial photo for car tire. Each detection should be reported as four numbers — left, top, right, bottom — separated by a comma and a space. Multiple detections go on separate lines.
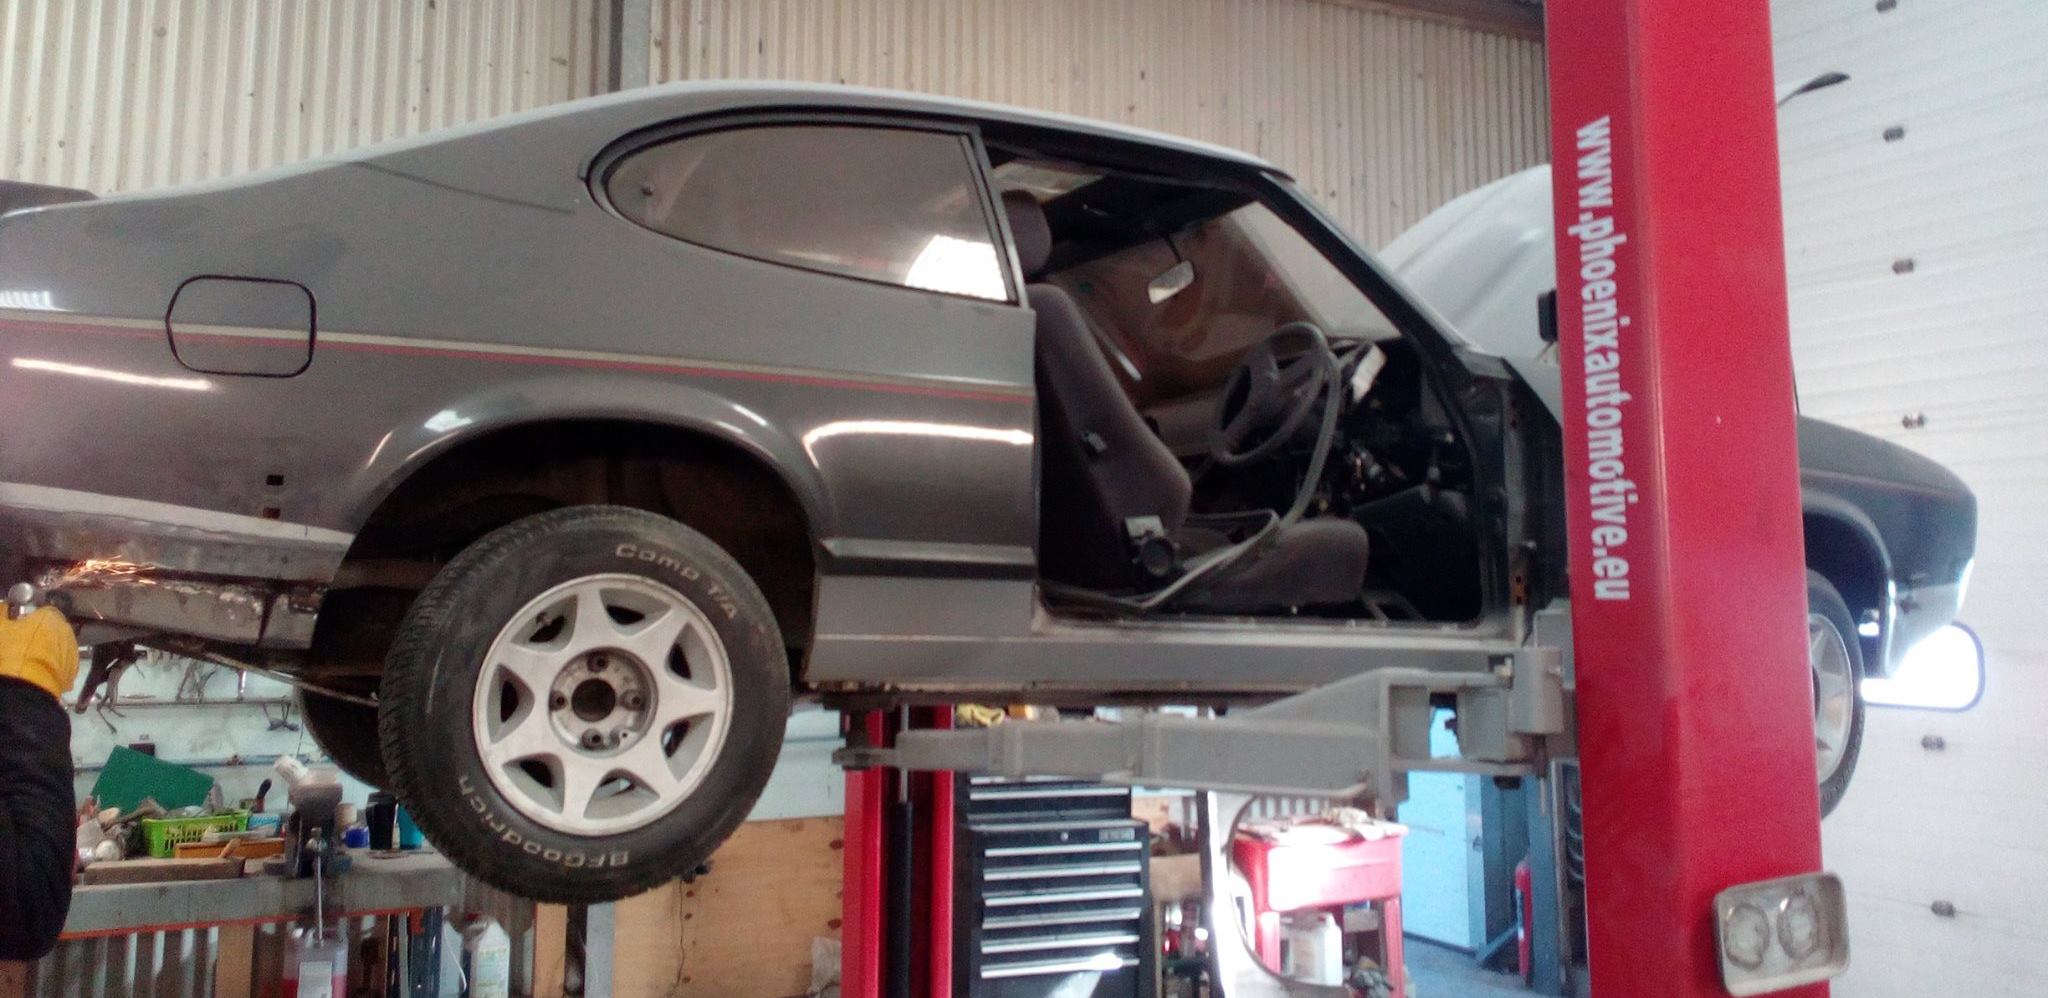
1808, 570, 1865, 818
297, 689, 388, 789
379, 505, 789, 903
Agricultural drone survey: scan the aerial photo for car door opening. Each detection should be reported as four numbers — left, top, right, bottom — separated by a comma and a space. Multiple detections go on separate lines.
989, 150, 1487, 624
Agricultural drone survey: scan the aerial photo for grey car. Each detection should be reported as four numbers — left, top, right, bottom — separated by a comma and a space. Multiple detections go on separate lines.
0, 82, 1974, 901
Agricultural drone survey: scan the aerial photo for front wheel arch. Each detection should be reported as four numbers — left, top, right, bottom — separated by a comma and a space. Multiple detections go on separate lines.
1803, 506, 1890, 673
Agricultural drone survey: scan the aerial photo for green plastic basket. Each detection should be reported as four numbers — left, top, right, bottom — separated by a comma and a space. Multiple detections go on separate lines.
140, 811, 250, 858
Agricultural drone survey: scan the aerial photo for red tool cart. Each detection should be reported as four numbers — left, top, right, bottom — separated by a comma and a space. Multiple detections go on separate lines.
1231, 819, 1408, 995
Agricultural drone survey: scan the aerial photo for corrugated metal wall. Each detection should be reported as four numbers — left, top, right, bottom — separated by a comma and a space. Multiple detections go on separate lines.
0, 0, 1554, 248
1772, 0, 2048, 994
651, 0, 1549, 246
0, 0, 610, 194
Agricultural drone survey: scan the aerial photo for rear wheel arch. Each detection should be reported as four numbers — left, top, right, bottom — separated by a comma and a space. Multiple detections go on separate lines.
1802, 503, 1890, 672
343, 385, 835, 536
315, 417, 820, 683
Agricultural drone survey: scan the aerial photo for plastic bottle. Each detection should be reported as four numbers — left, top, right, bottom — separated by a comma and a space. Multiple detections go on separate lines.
273, 753, 311, 788
274, 754, 342, 802
1279, 910, 1344, 985
279, 923, 348, 998
461, 915, 511, 998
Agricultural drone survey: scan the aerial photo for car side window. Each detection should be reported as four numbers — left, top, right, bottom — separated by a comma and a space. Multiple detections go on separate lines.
607, 124, 1010, 302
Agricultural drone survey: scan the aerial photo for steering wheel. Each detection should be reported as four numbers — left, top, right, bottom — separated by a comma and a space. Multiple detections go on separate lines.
1210, 321, 1339, 467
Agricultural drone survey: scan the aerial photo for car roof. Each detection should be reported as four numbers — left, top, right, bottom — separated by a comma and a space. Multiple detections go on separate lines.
615, 80, 1279, 171
359, 79, 1286, 175
71, 81, 1286, 222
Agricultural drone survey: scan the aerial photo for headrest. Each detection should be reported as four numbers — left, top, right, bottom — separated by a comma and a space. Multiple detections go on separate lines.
1001, 189, 1051, 278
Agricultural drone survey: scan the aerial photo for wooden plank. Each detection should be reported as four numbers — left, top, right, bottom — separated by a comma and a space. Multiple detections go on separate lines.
1151, 853, 1205, 904
1132, 794, 1180, 838
213, 924, 255, 998
79, 857, 243, 886
612, 818, 846, 998
531, 903, 568, 998
0, 961, 28, 998
174, 837, 284, 861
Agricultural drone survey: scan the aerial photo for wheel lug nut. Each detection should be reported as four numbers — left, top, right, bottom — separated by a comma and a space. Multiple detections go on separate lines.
549, 692, 568, 710
581, 729, 606, 750
588, 655, 607, 673
621, 690, 646, 711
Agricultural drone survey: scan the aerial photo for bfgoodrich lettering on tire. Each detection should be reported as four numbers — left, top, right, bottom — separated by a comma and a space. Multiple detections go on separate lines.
379, 505, 789, 903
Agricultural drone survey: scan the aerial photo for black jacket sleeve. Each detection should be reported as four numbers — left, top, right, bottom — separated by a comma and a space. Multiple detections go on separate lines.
0, 675, 74, 960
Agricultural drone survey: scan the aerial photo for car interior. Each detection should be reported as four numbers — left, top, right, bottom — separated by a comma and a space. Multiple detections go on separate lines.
985, 149, 1485, 624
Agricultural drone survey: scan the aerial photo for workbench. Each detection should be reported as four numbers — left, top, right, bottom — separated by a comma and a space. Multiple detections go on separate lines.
34, 852, 541, 998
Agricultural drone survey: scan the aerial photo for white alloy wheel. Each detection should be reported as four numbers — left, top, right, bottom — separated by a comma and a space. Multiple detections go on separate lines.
470, 574, 734, 836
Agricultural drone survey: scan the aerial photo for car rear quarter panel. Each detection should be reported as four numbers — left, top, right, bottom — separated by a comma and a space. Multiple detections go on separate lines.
0, 105, 1039, 617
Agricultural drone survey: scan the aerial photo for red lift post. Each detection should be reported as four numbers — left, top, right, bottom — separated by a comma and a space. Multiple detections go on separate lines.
1544, 1, 1827, 996
841, 709, 958, 998
842, 712, 891, 998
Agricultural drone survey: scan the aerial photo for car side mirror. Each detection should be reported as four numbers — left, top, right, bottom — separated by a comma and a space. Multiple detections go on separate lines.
1148, 260, 1196, 304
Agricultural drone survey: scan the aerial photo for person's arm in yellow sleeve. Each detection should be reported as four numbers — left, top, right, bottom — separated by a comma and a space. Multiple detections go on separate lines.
0, 605, 80, 962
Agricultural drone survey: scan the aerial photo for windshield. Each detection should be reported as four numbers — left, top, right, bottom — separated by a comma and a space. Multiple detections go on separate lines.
1272, 177, 1490, 355
1228, 201, 1393, 342
1047, 198, 1409, 408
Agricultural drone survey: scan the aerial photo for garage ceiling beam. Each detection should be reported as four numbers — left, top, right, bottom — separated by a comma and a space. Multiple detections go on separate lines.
1322, 0, 1544, 41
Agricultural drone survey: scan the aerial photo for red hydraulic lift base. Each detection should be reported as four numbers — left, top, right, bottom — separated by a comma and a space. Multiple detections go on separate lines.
841, 712, 889, 998
841, 709, 956, 998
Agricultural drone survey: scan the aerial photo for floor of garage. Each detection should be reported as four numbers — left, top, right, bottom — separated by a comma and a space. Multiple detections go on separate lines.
1403, 939, 1593, 998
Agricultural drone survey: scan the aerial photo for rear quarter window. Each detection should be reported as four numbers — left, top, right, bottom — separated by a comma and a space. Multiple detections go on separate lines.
606, 124, 1009, 302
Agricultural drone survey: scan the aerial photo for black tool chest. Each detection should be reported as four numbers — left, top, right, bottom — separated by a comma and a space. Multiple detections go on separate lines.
954, 775, 1156, 996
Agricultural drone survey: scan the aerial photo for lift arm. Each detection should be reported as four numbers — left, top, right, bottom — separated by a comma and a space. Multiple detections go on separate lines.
841, 652, 1566, 806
